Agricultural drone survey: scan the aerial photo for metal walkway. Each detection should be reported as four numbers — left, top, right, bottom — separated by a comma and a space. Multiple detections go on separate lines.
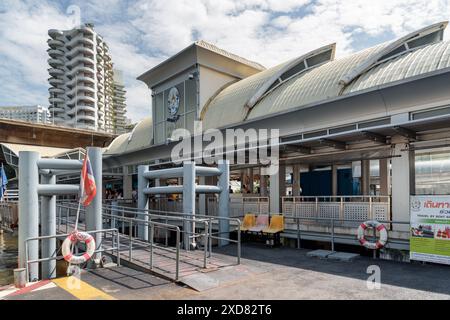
52, 202, 241, 287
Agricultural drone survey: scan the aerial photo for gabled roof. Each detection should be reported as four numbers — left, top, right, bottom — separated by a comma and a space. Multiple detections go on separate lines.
137, 40, 265, 89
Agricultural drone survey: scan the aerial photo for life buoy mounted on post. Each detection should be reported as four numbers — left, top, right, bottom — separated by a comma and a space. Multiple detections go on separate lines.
357, 220, 388, 250
62, 231, 96, 264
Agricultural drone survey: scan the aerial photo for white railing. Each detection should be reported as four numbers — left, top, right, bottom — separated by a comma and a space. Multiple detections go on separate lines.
282, 196, 391, 226
208, 196, 269, 218
2, 189, 18, 202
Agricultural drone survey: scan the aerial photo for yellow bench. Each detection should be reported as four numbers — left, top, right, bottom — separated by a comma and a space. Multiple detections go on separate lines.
263, 214, 284, 234
240, 213, 256, 232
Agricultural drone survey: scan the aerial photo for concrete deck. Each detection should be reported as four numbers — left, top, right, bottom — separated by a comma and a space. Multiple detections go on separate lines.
3, 244, 450, 300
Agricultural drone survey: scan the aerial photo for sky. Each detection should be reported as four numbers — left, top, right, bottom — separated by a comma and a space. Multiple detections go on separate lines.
0, 0, 449, 123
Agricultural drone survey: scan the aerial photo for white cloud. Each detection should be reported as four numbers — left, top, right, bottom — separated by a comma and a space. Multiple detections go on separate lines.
0, 0, 449, 123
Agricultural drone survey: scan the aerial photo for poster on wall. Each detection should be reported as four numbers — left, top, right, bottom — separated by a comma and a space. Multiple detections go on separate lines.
410, 195, 450, 265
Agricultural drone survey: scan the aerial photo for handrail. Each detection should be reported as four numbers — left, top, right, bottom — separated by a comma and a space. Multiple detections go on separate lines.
55, 203, 183, 280
25, 228, 120, 282
59, 201, 241, 266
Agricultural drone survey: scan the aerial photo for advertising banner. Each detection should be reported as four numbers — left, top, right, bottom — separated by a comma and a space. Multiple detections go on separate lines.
410, 195, 450, 264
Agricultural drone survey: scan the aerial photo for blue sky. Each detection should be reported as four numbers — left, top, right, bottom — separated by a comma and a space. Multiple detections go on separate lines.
0, 0, 449, 122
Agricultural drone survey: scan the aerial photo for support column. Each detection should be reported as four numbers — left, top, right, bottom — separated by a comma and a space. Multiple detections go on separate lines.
137, 165, 149, 241
292, 164, 301, 196
260, 168, 267, 197
391, 141, 415, 231
240, 170, 245, 193
86, 147, 102, 262
248, 168, 254, 194
218, 160, 230, 247
183, 162, 196, 250
198, 176, 206, 215
361, 160, 370, 196
331, 165, 338, 196
122, 166, 133, 200
379, 159, 390, 196
40, 174, 56, 279
270, 163, 285, 213
18, 151, 39, 281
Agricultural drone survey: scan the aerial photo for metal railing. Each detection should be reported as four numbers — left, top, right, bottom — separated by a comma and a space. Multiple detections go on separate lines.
101, 203, 242, 265
56, 202, 184, 281
288, 216, 410, 256
282, 196, 391, 225
0, 202, 18, 231
2, 189, 18, 202
208, 196, 269, 217
24, 228, 120, 282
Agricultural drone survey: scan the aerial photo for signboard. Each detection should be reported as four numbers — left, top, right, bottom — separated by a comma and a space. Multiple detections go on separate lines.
410, 195, 450, 265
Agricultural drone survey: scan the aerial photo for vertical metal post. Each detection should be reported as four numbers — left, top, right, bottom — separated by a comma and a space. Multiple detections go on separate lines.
137, 165, 149, 240
116, 230, 121, 266
150, 224, 154, 270
86, 147, 103, 262
237, 224, 241, 265
218, 160, 230, 247
40, 174, 56, 279
203, 221, 208, 268
331, 218, 335, 252
58, 205, 61, 233
296, 217, 301, 249
18, 151, 40, 281
182, 162, 196, 250
129, 219, 133, 262
208, 220, 212, 257
175, 228, 180, 281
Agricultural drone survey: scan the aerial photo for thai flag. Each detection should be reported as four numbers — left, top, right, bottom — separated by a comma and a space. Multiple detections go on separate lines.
80, 154, 97, 206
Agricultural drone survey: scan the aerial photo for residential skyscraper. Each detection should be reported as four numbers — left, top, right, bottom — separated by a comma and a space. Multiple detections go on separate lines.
112, 70, 127, 134
47, 23, 125, 133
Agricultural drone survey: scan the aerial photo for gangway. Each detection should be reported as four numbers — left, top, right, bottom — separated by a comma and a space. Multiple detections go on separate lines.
54, 201, 241, 282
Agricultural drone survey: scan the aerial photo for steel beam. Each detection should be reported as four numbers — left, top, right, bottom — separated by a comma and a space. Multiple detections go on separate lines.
40, 174, 56, 279
137, 165, 149, 241
218, 160, 230, 247
318, 138, 347, 150
86, 147, 102, 262
18, 151, 39, 281
143, 167, 183, 180
37, 184, 80, 195
393, 126, 417, 141
361, 131, 388, 144
37, 159, 83, 170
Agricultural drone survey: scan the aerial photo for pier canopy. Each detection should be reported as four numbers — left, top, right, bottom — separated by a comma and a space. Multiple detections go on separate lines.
202, 21, 449, 130
0, 143, 84, 179
104, 117, 153, 155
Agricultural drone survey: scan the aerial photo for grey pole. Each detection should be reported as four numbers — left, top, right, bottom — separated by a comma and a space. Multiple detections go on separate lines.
18, 151, 40, 281
218, 160, 230, 247
40, 174, 56, 279
183, 162, 196, 250
137, 165, 149, 240
86, 147, 103, 263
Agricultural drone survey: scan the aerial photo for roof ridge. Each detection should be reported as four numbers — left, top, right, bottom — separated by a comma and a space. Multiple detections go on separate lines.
195, 40, 265, 70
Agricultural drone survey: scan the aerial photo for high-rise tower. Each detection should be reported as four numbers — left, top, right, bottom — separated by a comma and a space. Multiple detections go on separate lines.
47, 23, 123, 132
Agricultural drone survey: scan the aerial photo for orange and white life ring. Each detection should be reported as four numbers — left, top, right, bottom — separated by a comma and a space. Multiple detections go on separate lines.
357, 220, 388, 250
62, 231, 96, 264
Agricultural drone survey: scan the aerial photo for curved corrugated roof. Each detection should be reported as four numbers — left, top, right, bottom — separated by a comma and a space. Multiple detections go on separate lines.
104, 117, 153, 155
202, 22, 450, 129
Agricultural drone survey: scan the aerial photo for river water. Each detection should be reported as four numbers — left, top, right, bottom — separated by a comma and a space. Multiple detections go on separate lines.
0, 231, 18, 286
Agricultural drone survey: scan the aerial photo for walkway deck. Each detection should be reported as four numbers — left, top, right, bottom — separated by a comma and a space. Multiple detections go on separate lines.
58, 220, 239, 288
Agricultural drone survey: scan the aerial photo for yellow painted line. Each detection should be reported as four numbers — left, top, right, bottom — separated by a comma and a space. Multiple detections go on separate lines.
53, 276, 115, 300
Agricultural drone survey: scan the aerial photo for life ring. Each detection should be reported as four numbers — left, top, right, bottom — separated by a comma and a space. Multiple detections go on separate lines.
62, 231, 96, 264
357, 220, 388, 250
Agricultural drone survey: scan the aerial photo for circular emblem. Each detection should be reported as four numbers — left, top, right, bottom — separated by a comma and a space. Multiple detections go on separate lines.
167, 87, 180, 117
411, 199, 421, 211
